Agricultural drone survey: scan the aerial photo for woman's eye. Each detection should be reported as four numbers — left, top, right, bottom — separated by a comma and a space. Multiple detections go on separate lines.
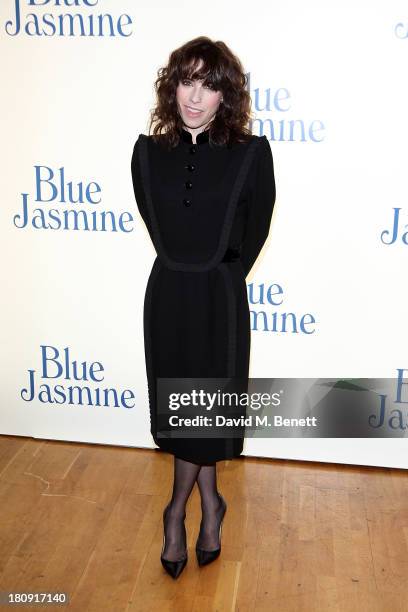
181, 79, 217, 91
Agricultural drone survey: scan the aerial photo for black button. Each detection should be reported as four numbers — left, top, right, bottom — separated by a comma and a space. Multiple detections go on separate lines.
185, 164, 196, 171
183, 198, 192, 207
185, 180, 193, 189
189, 146, 196, 154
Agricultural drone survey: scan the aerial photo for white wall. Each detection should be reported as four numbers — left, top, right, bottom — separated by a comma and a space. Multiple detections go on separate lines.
1, 0, 408, 468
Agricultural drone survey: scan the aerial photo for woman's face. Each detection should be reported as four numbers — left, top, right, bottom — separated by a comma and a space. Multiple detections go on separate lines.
176, 64, 223, 132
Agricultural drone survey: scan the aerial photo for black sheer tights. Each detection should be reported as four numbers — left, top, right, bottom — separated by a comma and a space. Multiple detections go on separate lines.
162, 456, 225, 562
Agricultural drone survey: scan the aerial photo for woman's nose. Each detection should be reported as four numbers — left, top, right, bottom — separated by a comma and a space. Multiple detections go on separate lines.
190, 86, 202, 103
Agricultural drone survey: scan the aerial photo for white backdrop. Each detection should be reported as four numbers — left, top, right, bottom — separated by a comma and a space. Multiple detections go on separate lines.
1, 0, 408, 468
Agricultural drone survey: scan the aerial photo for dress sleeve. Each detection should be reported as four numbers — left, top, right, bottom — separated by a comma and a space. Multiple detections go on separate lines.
131, 135, 151, 233
240, 136, 276, 278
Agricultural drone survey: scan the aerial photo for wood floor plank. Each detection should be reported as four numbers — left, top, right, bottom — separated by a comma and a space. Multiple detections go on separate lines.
1, 435, 408, 612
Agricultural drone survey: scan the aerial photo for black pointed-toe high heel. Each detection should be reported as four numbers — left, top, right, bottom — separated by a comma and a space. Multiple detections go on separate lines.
160, 536, 188, 579
196, 492, 227, 567
160, 504, 188, 579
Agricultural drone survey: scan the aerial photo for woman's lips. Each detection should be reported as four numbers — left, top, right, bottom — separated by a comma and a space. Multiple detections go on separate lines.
185, 105, 204, 116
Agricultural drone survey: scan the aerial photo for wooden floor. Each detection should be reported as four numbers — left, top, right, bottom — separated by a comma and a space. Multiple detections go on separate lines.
0, 435, 407, 612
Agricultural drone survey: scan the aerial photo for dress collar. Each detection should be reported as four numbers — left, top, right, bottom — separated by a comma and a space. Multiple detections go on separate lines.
179, 127, 210, 145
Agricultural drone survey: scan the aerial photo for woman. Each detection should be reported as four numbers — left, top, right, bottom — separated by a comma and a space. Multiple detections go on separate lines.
131, 36, 276, 579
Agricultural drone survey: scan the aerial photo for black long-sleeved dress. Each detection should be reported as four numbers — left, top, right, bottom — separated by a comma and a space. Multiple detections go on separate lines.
131, 127, 276, 464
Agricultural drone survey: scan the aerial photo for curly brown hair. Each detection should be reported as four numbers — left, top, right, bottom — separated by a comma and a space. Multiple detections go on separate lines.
148, 36, 254, 150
